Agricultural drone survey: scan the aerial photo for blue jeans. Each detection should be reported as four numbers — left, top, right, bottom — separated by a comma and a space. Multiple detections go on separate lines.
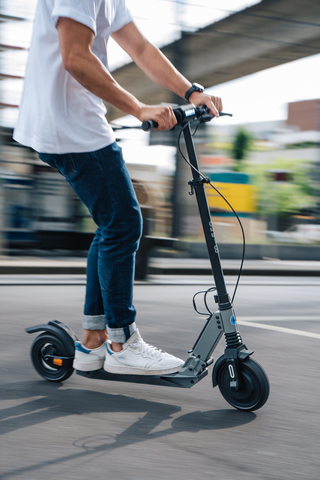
39, 143, 142, 343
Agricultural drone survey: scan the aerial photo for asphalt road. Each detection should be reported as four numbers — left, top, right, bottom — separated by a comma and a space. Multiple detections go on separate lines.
1, 275, 320, 480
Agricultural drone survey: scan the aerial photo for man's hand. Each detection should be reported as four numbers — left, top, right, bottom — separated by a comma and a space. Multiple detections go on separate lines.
188, 91, 223, 117
138, 104, 177, 131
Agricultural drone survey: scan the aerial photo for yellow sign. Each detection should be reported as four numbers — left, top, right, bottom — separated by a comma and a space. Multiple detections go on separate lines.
205, 182, 257, 214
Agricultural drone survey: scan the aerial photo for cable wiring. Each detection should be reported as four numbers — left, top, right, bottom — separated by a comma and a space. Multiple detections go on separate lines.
193, 286, 217, 315
177, 118, 246, 304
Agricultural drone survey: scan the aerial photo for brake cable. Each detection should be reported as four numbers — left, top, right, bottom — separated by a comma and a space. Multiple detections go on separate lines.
177, 118, 246, 305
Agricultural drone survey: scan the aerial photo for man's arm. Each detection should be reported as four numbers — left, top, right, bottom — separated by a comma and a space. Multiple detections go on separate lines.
112, 21, 222, 116
57, 17, 177, 130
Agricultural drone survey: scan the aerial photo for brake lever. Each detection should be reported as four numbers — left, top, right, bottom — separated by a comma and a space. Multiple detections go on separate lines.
196, 106, 233, 122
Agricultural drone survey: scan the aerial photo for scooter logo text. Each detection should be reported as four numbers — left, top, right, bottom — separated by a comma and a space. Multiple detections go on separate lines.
209, 222, 219, 253
209, 221, 215, 238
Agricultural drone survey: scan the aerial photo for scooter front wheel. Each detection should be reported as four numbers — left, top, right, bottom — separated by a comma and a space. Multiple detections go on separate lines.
30, 333, 74, 382
216, 357, 269, 411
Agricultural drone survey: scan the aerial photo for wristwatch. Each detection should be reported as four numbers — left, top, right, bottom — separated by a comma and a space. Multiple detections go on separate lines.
185, 83, 204, 102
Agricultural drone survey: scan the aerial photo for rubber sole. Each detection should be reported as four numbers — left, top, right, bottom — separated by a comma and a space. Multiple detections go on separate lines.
103, 362, 184, 376
73, 358, 104, 371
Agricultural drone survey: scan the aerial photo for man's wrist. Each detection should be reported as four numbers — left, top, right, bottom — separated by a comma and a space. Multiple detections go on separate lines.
132, 100, 146, 122
185, 82, 204, 102
188, 90, 205, 105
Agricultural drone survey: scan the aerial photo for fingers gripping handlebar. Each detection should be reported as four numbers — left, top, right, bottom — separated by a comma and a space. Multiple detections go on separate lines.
141, 104, 232, 131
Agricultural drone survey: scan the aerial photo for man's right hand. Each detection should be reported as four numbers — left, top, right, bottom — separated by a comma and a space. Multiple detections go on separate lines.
138, 104, 177, 131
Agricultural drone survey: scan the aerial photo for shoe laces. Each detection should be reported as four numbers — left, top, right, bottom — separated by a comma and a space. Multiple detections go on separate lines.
129, 338, 164, 358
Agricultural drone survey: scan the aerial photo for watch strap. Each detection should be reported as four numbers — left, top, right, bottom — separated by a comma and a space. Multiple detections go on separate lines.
185, 83, 204, 102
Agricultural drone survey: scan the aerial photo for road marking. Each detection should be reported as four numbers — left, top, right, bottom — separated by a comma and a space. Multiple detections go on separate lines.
239, 316, 320, 322
238, 319, 320, 339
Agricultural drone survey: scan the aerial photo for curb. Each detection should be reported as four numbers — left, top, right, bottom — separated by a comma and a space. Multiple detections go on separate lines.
1, 262, 320, 276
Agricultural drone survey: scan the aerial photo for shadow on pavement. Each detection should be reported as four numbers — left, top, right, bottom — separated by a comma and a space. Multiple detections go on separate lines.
0, 381, 256, 478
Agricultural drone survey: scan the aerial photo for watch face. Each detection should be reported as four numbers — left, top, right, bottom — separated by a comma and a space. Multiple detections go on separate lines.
193, 83, 204, 91
185, 83, 204, 101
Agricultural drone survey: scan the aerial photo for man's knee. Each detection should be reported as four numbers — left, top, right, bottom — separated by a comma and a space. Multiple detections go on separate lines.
99, 205, 142, 251
122, 206, 143, 248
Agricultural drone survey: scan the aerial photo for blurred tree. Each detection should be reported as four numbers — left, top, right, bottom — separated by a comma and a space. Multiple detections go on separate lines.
232, 128, 251, 171
247, 158, 316, 231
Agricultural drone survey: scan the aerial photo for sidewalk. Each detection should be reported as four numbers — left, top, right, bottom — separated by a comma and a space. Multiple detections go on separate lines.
1, 255, 320, 276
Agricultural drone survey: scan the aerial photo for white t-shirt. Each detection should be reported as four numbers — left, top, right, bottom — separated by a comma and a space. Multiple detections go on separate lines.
13, 0, 132, 154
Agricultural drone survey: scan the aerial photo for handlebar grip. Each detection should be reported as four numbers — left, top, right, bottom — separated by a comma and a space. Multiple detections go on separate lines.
141, 120, 159, 131
141, 109, 233, 131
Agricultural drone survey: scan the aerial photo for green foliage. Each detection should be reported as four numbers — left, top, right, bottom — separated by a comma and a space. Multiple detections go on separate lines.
244, 158, 315, 217
233, 129, 251, 161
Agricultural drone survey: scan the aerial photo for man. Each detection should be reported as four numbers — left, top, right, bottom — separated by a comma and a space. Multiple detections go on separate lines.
14, 0, 222, 375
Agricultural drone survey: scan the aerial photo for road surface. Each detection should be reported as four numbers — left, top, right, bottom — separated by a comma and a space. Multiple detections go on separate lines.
1, 275, 319, 479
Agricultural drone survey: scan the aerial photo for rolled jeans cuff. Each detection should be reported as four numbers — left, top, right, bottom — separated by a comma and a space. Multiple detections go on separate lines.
107, 322, 137, 343
83, 314, 106, 330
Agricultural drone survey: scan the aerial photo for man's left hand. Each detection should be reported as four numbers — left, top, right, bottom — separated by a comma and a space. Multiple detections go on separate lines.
188, 92, 223, 117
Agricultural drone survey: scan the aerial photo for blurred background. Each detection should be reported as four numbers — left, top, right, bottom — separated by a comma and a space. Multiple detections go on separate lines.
0, 0, 320, 267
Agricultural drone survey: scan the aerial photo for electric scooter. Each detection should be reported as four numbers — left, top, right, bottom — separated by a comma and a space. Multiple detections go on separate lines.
26, 104, 270, 411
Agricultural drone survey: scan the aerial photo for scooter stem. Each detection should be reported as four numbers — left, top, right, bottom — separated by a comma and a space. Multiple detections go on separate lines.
183, 124, 231, 311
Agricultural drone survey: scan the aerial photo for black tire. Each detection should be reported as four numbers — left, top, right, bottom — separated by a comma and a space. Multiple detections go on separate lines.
217, 357, 270, 411
30, 333, 74, 382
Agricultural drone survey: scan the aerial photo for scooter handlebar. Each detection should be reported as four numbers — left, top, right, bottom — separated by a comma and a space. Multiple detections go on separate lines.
141, 105, 232, 131
141, 120, 159, 131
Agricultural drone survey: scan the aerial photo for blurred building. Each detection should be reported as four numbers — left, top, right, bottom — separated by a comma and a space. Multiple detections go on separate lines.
287, 99, 320, 132
1, 0, 320, 253
195, 99, 320, 245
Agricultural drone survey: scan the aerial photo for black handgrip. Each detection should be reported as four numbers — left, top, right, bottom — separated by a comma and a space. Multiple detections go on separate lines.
141, 120, 159, 131
141, 108, 183, 131
141, 107, 233, 131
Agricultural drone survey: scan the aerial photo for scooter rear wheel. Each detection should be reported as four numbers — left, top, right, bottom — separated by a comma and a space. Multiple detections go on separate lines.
30, 333, 74, 382
217, 357, 269, 411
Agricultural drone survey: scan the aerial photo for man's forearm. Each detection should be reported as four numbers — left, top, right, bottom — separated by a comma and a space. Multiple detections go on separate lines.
112, 22, 191, 101
64, 49, 144, 118
57, 17, 146, 118
57, 17, 219, 128
133, 42, 191, 100
64, 47, 177, 128
134, 42, 222, 115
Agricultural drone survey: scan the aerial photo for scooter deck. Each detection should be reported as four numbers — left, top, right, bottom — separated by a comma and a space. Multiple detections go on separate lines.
76, 367, 208, 388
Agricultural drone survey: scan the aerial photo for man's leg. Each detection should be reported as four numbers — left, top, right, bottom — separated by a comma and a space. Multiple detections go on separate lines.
82, 232, 108, 349
40, 144, 141, 339
39, 144, 184, 374
80, 145, 141, 345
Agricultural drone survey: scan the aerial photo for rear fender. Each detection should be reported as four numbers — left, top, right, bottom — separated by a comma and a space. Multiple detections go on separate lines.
26, 320, 77, 356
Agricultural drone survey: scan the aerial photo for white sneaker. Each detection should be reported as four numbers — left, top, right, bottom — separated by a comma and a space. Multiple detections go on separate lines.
73, 341, 106, 371
103, 330, 184, 375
